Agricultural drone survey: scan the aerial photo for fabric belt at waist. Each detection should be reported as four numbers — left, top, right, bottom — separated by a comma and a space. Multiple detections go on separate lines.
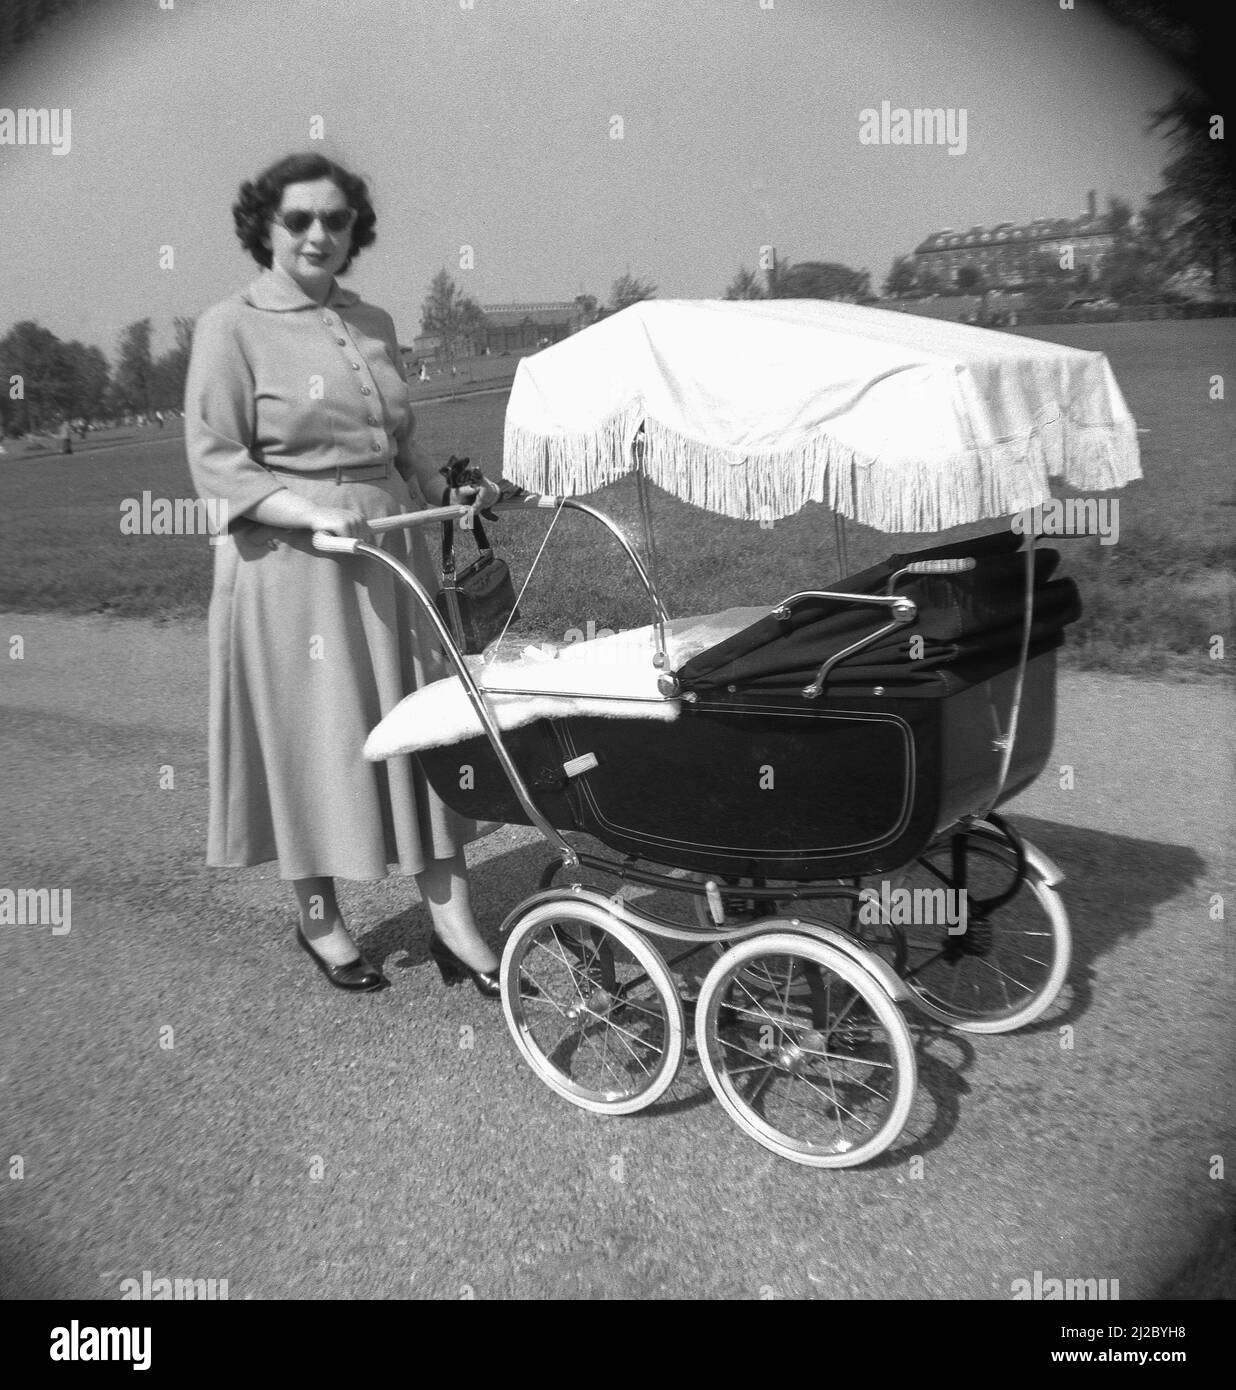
263, 458, 393, 484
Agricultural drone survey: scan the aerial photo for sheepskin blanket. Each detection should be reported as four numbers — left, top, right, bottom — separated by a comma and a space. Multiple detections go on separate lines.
364, 606, 766, 761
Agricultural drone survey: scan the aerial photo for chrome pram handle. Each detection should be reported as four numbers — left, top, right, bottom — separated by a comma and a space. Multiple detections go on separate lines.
311, 507, 474, 552
310, 532, 364, 554
369, 505, 473, 531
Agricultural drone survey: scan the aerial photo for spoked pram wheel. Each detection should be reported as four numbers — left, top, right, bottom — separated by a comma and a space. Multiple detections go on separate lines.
694, 929, 916, 1168
500, 900, 685, 1115
867, 821, 1071, 1034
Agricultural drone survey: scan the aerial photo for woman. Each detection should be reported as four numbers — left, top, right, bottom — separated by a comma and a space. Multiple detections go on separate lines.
185, 152, 502, 997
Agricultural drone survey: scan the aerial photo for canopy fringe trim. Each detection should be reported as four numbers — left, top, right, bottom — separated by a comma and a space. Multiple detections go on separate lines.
503, 407, 1141, 534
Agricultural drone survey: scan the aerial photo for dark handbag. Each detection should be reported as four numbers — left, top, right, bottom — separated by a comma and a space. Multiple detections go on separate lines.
434, 513, 520, 654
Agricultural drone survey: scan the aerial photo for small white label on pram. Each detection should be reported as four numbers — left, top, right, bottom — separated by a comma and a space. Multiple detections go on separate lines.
562, 752, 599, 778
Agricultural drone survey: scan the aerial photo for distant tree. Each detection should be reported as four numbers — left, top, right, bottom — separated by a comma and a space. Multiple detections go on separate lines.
420, 269, 485, 361
173, 315, 195, 359
0, 327, 107, 429
1020, 249, 1091, 310
151, 316, 195, 410
1148, 91, 1236, 289
1095, 232, 1171, 302
1133, 190, 1194, 286
0, 320, 66, 432
956, 264, 995, 321
1105, 195, 1135, 235
1095, 0, 1223, 103
151, 356, 178, 411
882, 255, 918, 298
771, 261, 871, 302
916, 267, 942, 295
1085, 193, 1167, 302
113, 318, 155, 415
722, 265, 766, 300
609, 272, 657, 312
58, 340, 109, 422
1, 0, 87, 62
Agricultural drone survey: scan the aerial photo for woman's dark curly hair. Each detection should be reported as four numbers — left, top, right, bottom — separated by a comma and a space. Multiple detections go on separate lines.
232, 153, 376, 274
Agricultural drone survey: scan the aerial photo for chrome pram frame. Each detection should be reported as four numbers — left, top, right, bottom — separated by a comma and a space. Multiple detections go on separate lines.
313, 480, 1071, 1170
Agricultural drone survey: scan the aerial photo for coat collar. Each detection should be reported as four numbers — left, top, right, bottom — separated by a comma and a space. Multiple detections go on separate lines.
241, 269, 361, 312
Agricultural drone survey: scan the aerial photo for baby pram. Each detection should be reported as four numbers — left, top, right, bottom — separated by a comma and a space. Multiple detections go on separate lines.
316, 299, 1141, 1167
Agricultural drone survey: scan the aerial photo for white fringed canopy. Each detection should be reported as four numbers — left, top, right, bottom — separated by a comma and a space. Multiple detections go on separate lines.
502, 299, 1142, 532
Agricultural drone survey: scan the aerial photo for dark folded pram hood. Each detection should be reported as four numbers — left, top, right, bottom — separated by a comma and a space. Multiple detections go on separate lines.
675, 529, 1081, 696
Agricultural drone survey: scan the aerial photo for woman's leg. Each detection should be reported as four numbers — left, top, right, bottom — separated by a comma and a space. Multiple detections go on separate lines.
292, 876, 364, 967
415, 850, 498, 972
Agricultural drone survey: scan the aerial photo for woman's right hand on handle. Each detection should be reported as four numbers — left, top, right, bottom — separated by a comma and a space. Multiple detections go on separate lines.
244, 489, 370, 539
310, 506, 370, 539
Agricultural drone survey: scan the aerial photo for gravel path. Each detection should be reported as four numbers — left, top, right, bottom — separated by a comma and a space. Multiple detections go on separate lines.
1, 610, 1232, 1299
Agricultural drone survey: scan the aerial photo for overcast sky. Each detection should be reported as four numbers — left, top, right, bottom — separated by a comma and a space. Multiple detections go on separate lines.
0, 0, 1184, 357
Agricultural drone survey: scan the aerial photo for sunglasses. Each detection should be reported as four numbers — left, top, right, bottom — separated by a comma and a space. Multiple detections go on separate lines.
272, 207, 356, 235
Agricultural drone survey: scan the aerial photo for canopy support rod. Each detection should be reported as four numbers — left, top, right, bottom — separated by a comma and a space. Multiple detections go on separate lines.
834, 513, 850, 580
632, 429, 672, 677
979, 533, 1037, 816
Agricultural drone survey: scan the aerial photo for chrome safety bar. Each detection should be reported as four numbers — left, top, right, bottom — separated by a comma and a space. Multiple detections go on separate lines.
771, 590, 918, 698
772, 556, 977, 699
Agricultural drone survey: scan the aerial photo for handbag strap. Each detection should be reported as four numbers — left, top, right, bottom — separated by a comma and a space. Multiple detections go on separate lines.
440, 514, 493, 578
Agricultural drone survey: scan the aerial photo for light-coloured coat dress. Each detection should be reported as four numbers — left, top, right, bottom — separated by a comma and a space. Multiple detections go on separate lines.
185, 269, 484, 880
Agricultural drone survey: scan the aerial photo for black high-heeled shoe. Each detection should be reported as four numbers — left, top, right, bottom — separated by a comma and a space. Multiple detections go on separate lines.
429, 937, 542, 1000
297, 928, 386, 993
429, 936, 502, 999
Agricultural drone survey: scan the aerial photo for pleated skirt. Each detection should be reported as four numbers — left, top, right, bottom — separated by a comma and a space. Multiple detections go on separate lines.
205, 469, 489, 880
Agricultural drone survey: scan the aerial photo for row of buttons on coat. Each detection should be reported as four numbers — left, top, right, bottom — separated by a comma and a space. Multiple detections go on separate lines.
322, 310, 387, 454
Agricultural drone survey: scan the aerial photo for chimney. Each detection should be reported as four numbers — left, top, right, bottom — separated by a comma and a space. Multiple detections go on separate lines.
1087, 189, 1097, 220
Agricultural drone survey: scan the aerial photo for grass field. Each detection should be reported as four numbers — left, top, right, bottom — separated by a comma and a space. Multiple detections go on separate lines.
0, 319, 1231, 675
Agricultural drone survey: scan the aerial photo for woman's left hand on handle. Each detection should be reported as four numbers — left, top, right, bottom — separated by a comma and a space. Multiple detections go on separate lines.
450, 479, 500, 530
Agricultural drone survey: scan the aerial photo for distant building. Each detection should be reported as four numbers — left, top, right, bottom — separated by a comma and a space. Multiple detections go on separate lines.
405, 297, 602, 364
408, 332, 442, 363
477, 299, 598, 354
913, 191, 1117, 289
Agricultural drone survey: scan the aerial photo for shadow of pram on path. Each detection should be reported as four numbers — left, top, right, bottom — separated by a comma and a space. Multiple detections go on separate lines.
886, 813, 1207, 1162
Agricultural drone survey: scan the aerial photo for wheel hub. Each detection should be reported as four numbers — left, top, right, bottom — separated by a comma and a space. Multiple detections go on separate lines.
941, 917, 994, 960
567, 988, 613, 1022
774, 1042, 806, 1073
958, 919, 993, 957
